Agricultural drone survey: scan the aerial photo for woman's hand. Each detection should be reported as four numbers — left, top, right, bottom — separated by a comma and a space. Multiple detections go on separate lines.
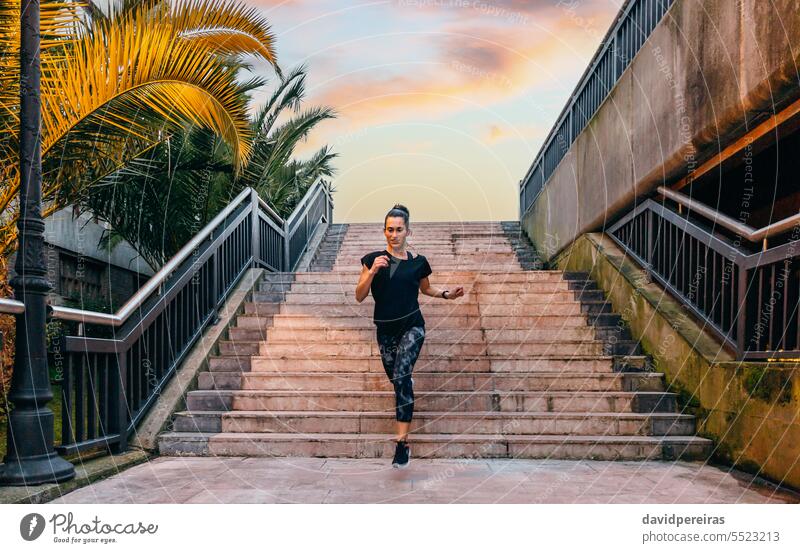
370, 255, 389, 276
446, 286, 465, 300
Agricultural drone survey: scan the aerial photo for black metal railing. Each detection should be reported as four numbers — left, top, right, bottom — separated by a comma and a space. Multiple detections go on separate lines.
519, 0, 675, 217
607, 197, 800, 360
44, 179, 332, 455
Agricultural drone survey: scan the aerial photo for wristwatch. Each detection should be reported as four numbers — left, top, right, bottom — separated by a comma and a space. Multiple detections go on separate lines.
442, 290, 449, 299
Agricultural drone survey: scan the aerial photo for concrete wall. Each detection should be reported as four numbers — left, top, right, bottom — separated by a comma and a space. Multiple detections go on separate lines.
43, 207, 156, 276
7, 207, 156, 308
523, 0, 800, 260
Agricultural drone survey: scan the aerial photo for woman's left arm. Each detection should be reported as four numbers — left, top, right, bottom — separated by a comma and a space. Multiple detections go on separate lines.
419, 277, 464, 299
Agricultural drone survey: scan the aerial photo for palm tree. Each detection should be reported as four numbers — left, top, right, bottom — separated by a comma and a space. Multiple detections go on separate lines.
0, 0, 282, 260
77, 64, 338, 269
238, 64, 338, 212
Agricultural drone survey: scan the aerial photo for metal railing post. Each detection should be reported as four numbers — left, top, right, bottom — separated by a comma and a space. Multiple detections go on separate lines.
0, 0, 75, 485
283, 219, 291, 272
108, 351, 128, 454
210, 250, 220, 324
646, 209, 654, 279
250, 188, 260, 268
326, 181, 333, 223
736, 262, 748, 360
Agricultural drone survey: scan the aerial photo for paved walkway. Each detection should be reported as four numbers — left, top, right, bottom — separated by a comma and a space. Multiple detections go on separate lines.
49, 457, 798, 503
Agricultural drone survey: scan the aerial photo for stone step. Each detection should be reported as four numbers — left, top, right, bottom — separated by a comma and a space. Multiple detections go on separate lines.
269, 271, 567, 281
335, 244, 516, 252
233, 314, 276, 329
337, 265, 525, 273
198, 370, 666, 392
337, 244, 516, 250
173, 410, 695, 437
227, 340, 606, 357
337, 259, 522, 267
158, 431, 711, 461
246, 355, 624, 373
334, 254, 522, 260
341, 227, 506, 233
566, 279, 599, 291
219, 341, 606, 358
338, 237, 511, 243
338, 229, 508, 235
208, 353, 650, 373
594, 326, 633, 341
329, 248, 518, 255
197, 368, 664, 392
184, 390, 677, 414
254, 303, 585, 317
229, 326, 598, 343
269, 291, 583, 304
258, 314, 590, 329
603, 341, 642, 356
581, 301, 614, 316
336, 246, 519, 250
261, 281, 571, 293
336, 246, 516, 251
333, 253, 521, 259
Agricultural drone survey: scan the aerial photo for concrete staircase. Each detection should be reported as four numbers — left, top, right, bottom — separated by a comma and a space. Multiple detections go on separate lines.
158, 221, 713, 460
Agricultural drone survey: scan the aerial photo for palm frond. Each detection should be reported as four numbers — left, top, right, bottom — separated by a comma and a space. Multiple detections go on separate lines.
0, 0, 286, 258
243, 106, 336, 189
169, 0, 282, 77
253, 63, 307, 132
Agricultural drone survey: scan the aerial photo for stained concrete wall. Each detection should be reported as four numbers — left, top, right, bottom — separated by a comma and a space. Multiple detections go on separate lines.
43, 207, 156, 276
523, 0, 800, 260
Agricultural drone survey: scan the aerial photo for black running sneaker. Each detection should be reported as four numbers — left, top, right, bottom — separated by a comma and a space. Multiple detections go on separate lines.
392, 440, 410, 468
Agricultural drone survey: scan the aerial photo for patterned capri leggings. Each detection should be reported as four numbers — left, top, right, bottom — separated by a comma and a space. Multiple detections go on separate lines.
376, 326, 426, 422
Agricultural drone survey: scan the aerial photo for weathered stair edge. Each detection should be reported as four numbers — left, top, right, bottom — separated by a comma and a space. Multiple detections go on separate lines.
504, 221, 655, 374
309, 223, 349, 272
158, 432, 711, 461
500, 221, 546, 270
292, 220, 331, 272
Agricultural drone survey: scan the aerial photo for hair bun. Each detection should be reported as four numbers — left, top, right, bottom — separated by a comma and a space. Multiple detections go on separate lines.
392, 203, 410, 216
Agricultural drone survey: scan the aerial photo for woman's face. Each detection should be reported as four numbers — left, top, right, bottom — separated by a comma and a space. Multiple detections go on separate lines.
384, 216, 410, 248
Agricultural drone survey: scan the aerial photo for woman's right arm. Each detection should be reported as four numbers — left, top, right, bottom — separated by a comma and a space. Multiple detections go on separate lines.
356, 255, 389, 302
355, 264, 374, 303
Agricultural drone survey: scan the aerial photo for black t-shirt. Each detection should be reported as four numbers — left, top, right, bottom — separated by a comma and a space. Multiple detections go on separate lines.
360, 249, 433, 335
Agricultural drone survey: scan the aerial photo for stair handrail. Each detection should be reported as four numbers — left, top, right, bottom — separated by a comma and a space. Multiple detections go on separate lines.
657, 186, 800, 245
285, 177, 329, 231
49, 187, 257, 326
0, 297, 25, 314
608, 197, 800, 360
47, 181, 332, 327
257, 195, 283, 224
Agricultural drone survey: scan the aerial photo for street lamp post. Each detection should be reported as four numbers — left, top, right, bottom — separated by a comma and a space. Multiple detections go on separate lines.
0, 0, 75, 485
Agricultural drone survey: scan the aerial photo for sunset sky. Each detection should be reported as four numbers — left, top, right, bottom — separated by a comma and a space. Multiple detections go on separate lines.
245, 0, 621, 223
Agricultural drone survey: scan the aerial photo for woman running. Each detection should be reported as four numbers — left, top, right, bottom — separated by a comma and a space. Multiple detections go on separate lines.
355, 204, 465, 468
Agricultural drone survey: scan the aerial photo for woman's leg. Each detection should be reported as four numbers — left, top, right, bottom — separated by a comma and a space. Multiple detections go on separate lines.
391, 326, 426, 442
377, 330, 402, 438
